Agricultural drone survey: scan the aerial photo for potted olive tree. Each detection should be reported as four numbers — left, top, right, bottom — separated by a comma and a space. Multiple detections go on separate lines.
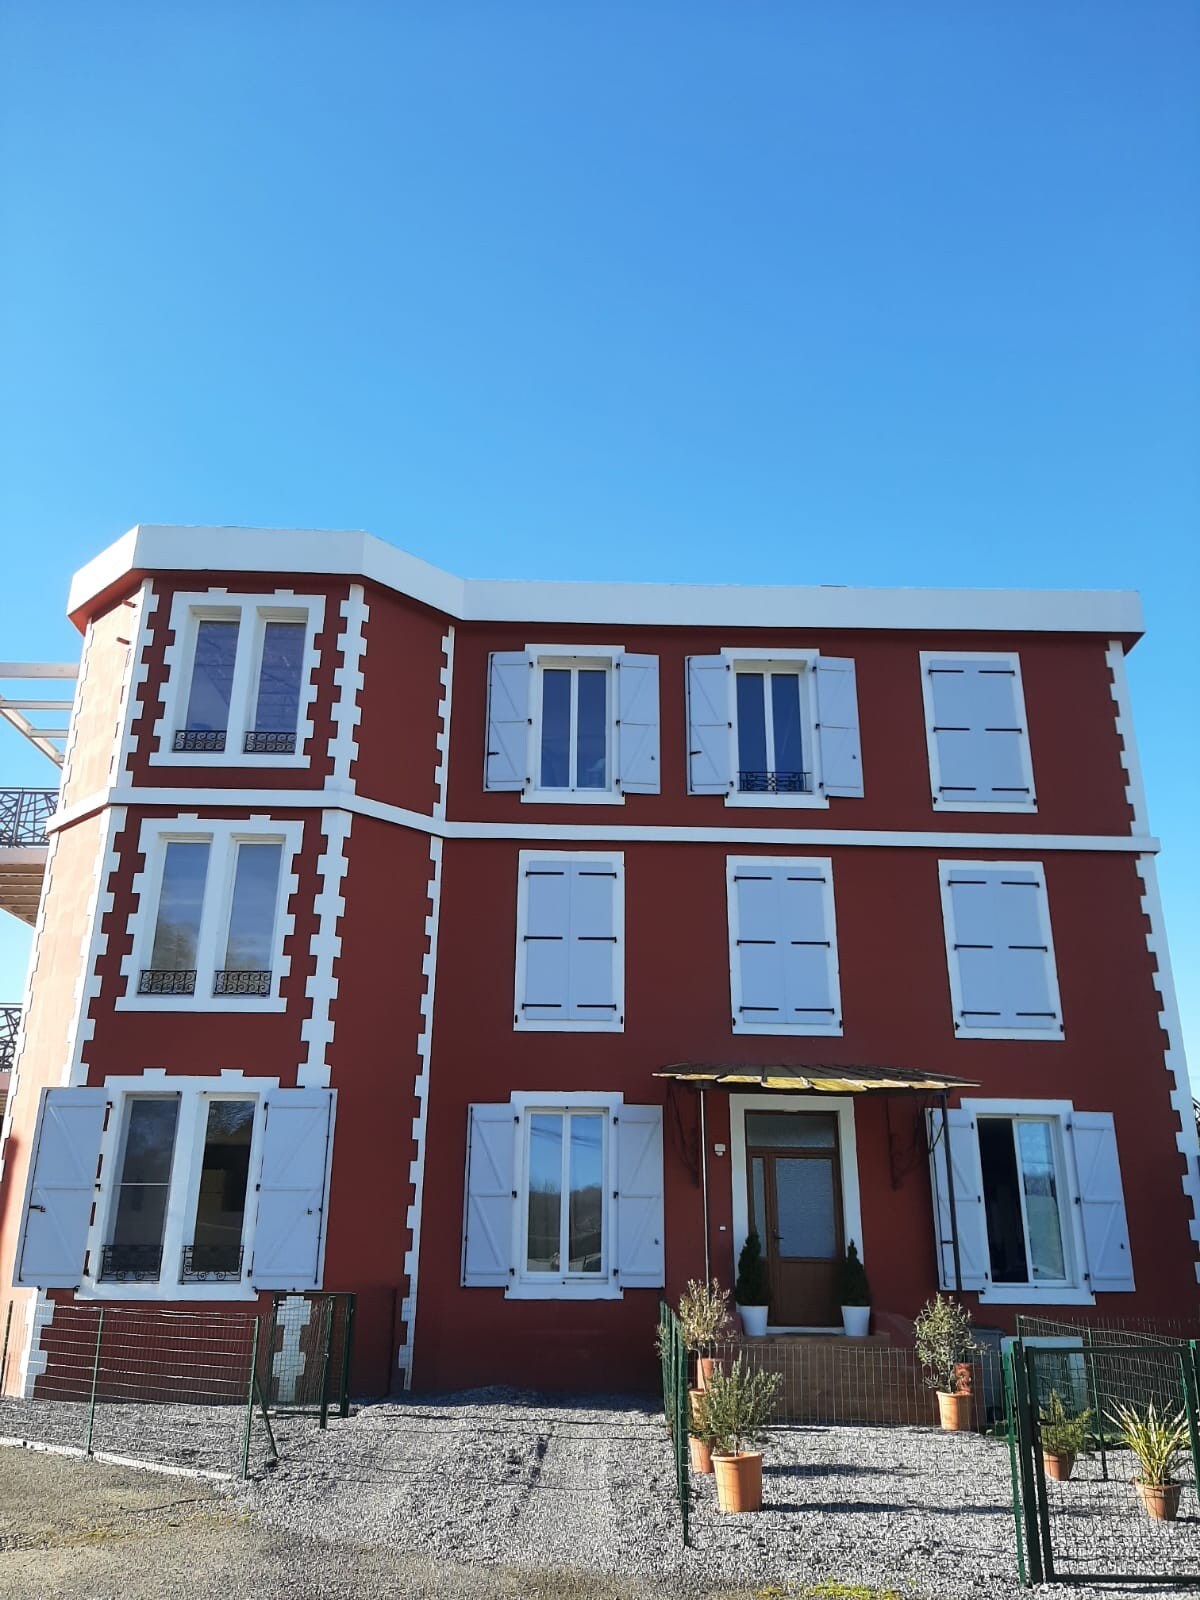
837, 1242, 871, 1338
1109, 1401, 1191, 1521
913, 1294, 977, 1431
677, 1278, 732, 1392
1038, 1389, 1092, 1482
735, 1231, 770, 1337
694, 1357, 783, 1513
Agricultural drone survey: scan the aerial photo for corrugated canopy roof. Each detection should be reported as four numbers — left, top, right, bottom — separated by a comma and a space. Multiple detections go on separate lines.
654, 1063, 978, 1094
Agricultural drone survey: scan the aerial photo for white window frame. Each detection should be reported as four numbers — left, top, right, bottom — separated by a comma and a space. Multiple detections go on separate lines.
726, 855, 843, 1037
722, 648, 828, 811
960, 1097, 1093, 1307
938, 859, 1063, 1042
919, 650, 1037, 814
514, 849, 625, 1033
152, 591, 324, 768
517, 644, 626, 805
79, 1073, 276, 1303
506, 1090, 623, 1301
119, 817, 303, 1013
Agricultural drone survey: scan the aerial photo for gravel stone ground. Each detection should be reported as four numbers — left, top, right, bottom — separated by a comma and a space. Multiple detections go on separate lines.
0, 1394, 268, 1478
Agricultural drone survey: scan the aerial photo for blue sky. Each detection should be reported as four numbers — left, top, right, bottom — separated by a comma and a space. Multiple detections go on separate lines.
1, 4, 1197, 1075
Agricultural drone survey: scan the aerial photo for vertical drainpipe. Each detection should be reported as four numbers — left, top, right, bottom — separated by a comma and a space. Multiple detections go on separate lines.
939, 1091, 964, 1295
699, 1087, 710, 1283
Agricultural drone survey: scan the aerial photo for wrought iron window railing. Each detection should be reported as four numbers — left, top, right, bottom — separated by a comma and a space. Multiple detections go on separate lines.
737, 769, 813, 794
243, 730, 297, 754
173, 729, 227, 753
99, 1243, 163, 1283
181, 1243, 244, 1282
0, 788, 57, 846
213, 969, 273, 997
138, 969, 198, 996
0, 1004, 19, 1073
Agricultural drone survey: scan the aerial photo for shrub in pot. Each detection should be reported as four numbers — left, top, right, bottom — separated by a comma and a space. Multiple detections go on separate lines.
1108, 1400, 1190, 1521
677, 1278, 732, 1390
1038, 1389, 1091, 1482
913, 1294, 977, 1431
735, 1231, 771, 1337
837, 1242, 871, 1338
694, 1356, 783, 1513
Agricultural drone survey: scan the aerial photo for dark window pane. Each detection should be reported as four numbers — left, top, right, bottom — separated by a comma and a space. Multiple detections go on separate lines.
253, 622, 305, 734
539, 670, 571, 788
223, 843, 282, 971
526, 1113, 562, 1272
150, 842, 210, 971
745, 1112, 837, 1149
979, 1118, 1029, 1284
109, 1099, 180, 1277
736, 674, 768, 773
185, 620, 238, 732
770, 672, 805, 778
575, 671, 607, 790
568, 1114, 604, 1271
1017, 1121, 1066, 1281
191, 1101, 254, 1269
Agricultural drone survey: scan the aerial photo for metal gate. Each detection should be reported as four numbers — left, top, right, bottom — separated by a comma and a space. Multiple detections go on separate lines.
1005, 1335, 1200, 1586
657, 1300, 691, 1546
262, 1292, 355, 1428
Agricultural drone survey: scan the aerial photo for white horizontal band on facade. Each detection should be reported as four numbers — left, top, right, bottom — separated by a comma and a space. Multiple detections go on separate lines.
41, 782, 1160, 854
67, 524, 1144, 636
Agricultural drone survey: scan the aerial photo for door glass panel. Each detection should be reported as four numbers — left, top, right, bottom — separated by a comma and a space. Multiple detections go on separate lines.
770, 672, 805, 779
774, 1157, 837, 1258
567, 1114, 603, 1272
1017, 1120, 1066, 1281
978, 1117, 1029, 1284
150, 842, 210, 972
745, 1112, 837, 1149
575, 670, 607, 789
526, 1113, 562, 1272
539, 670, 571, 788
190, 1101, 254, 1273
107, 1098, 180, 1279
222, 843, 283, 972
253, 621, 305, 734
735, 673, 768, 773
751, 1156, 767, 1239
185, 619, 238, 731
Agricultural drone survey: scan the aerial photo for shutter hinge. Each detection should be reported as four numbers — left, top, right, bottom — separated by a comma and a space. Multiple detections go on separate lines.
512, 1190, 518, 1199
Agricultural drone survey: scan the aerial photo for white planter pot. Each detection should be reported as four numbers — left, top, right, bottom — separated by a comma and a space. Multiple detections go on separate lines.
841, 1304, 871, 1338
738, 1303, 769, 1338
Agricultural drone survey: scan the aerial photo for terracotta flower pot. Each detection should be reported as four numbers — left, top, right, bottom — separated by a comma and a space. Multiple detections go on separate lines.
696, 1356, 716, 1391
1042, 1450, 1075, 1482
712, 1450, 763, 1513
689, 1434, 715, 1474
937, 1390, 974, 1432
1136, 1482, 1182, 1522
953, 1361, 975, 1397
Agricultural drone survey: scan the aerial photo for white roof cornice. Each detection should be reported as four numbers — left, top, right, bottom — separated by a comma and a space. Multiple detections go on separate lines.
66, 524, 1144, 636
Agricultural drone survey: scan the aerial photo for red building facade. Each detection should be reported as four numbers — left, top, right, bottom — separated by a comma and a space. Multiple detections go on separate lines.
0, 525, 1195, 1396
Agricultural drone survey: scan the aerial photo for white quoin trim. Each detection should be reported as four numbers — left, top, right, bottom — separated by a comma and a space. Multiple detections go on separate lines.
66, 807, 126, 1086
116, 582, 158, 782
328, 584, 369, 792
18, 1292, 56, 1399
300, 811, 352, 1088
728, 1093, 863, 1333
1105, 639, 1149, 834
271, 1294, 312, 1404
434, 627, 455, 823
399, 834, 444, 1386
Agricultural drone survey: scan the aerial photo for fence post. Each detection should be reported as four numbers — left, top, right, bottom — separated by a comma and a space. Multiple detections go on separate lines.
1023, 1347, 1056, 1584
1182, 1343, 1200, 1500
318, 1299, 333, 1431
0, 1300, 12, 1394
1010, 1344, 1044, 1585
339, 1294, 355, 1419
85, 1307, 104, 1457
241, 1317, 260, 1481
1001, 1350, 1028, 1589
1082, 1327, 1108, 1482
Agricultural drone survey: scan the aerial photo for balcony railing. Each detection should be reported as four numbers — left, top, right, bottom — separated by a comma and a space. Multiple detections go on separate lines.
243, 731, 296, 754
138, 969, 198, 996
0, 788, 57, 846
0, 1004, 19, 1072
181, 1243, 244, 1282
213, 969, 273, 997
99, 1243, 163, 1283
737, 770, 813, 795
173, 729, 226, 753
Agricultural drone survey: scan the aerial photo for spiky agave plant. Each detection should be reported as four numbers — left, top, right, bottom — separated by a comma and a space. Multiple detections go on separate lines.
1108, 1400, 1191, 1486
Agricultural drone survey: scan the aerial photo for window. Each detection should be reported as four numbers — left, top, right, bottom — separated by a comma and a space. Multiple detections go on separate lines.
686, 652, 863, 804
939, 862, 1063, 1040
155, 592, 323, 766
727, 857, 842, 1036
462, 1096, 664, 1299
15, 1081, 335, 1298
929, 1103, 1134, 1302
515, 852, 624, 1031
485, 648, 660, 799
125, 820, 300, 1011
920, 652, 1036, 812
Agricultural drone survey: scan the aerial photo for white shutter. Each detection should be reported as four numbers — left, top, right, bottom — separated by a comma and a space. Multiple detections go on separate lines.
462, 1104, 516, 1287
251, 1089, 335, 1290
814, 657, 863, 798
1071, 1111, 1135, 1292
568, 860, 621, 1024
926, 657, 1033, 806
945, 866, 1061, 1034
616, 655, 660, 794
928, 1108, 988, 1291
15, 1088, 107, 1289
686, 656, 732, 795
779, 863, 840, 1027
519, 860, 571, 1023
731, 864, 786, 1024
730, 859, 840, 1033
616, 1105, 664, 1288
485, 652, 532, 791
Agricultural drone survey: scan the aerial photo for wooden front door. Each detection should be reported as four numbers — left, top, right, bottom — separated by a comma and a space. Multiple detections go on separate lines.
746, 1110, 844, 1328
